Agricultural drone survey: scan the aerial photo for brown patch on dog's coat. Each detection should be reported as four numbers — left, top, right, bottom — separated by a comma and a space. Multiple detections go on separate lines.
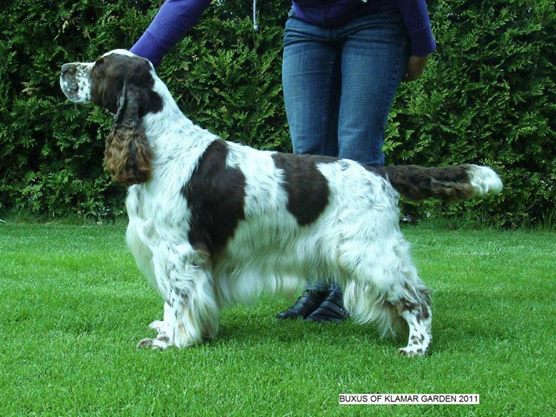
373, 165, 474, 201
182, 140, 246, 255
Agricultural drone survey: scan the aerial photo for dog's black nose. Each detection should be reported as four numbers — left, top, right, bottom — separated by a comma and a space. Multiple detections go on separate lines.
61, 63, 75, 76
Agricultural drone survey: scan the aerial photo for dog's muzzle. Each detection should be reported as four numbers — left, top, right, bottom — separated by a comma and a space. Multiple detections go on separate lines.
60, 63, 91, 103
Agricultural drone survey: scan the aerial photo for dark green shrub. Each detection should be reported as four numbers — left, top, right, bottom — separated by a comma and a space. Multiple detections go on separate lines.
0, 0, 554, 226
390, 0, 556, 227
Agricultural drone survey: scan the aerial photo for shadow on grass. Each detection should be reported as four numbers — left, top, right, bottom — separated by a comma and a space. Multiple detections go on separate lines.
214, 304, 402, 353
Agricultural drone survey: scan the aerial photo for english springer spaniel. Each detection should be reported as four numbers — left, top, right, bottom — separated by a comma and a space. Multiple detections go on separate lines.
60, 50, 502, 356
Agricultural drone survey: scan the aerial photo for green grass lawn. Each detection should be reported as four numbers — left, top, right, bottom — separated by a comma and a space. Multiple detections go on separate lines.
0, 222, 554, 417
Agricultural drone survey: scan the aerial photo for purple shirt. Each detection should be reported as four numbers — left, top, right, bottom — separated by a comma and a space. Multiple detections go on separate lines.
131, 0, 435, 67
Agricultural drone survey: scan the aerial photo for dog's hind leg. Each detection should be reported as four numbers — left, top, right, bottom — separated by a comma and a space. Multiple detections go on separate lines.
344, 279, 432, 356
137, 244, 219, 350
383, 242, 433, 356
387, 236, 432, 356
340, 231, 432, 356
394, 292, 432, 357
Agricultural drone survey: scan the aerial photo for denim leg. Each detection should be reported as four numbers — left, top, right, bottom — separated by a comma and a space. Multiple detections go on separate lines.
306, 281, 342, 293
282, 18, 340, 157
336, 12, 409, 165
282, 12, 408, 296
282, 19, 340, 294
305, 281, 331, 292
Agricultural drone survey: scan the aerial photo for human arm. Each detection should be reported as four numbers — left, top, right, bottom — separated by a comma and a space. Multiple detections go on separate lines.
130, 0, 212, 67
393, 0, 435, 81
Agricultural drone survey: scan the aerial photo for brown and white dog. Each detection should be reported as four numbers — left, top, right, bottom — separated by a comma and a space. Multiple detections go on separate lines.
60, 50, 502, 356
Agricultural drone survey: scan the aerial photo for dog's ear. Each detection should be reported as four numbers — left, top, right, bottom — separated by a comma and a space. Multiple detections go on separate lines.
104, 82, 153, 185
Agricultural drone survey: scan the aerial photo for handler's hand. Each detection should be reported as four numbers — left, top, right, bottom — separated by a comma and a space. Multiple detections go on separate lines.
404, 55, 429, 82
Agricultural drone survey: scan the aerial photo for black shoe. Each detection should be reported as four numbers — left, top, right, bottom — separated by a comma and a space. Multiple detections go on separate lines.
305, 290, 349, 323
276, 290, 328, 320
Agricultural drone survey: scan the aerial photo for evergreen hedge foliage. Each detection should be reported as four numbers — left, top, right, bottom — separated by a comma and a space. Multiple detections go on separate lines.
1, 0, 554, 226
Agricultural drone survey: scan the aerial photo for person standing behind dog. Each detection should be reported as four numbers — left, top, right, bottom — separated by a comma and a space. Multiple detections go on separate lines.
130, 0, 435, 323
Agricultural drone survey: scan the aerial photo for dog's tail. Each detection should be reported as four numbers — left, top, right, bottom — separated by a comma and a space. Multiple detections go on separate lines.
372, 164, 503, 201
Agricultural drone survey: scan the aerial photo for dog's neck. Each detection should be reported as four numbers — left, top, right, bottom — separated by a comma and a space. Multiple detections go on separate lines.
141, 75, 217, 152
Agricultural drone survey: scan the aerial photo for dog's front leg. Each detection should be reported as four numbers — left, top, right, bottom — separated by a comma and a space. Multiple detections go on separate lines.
138, 246, 219, 350
144, 301, 173, 344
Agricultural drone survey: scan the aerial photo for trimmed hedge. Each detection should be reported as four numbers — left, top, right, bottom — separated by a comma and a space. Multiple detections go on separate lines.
0, 0, 554, 226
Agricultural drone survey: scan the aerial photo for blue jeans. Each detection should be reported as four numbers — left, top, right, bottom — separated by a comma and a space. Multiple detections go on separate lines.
282, 5, 409, 166
282, 5, 408, 292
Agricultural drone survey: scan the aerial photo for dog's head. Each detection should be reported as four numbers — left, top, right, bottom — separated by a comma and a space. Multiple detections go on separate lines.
60, 49, 162, 115
60, 50, 162, 185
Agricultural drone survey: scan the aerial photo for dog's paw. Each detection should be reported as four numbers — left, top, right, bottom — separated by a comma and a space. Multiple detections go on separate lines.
398, 346, 427, 357
137, 336, 170, 350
